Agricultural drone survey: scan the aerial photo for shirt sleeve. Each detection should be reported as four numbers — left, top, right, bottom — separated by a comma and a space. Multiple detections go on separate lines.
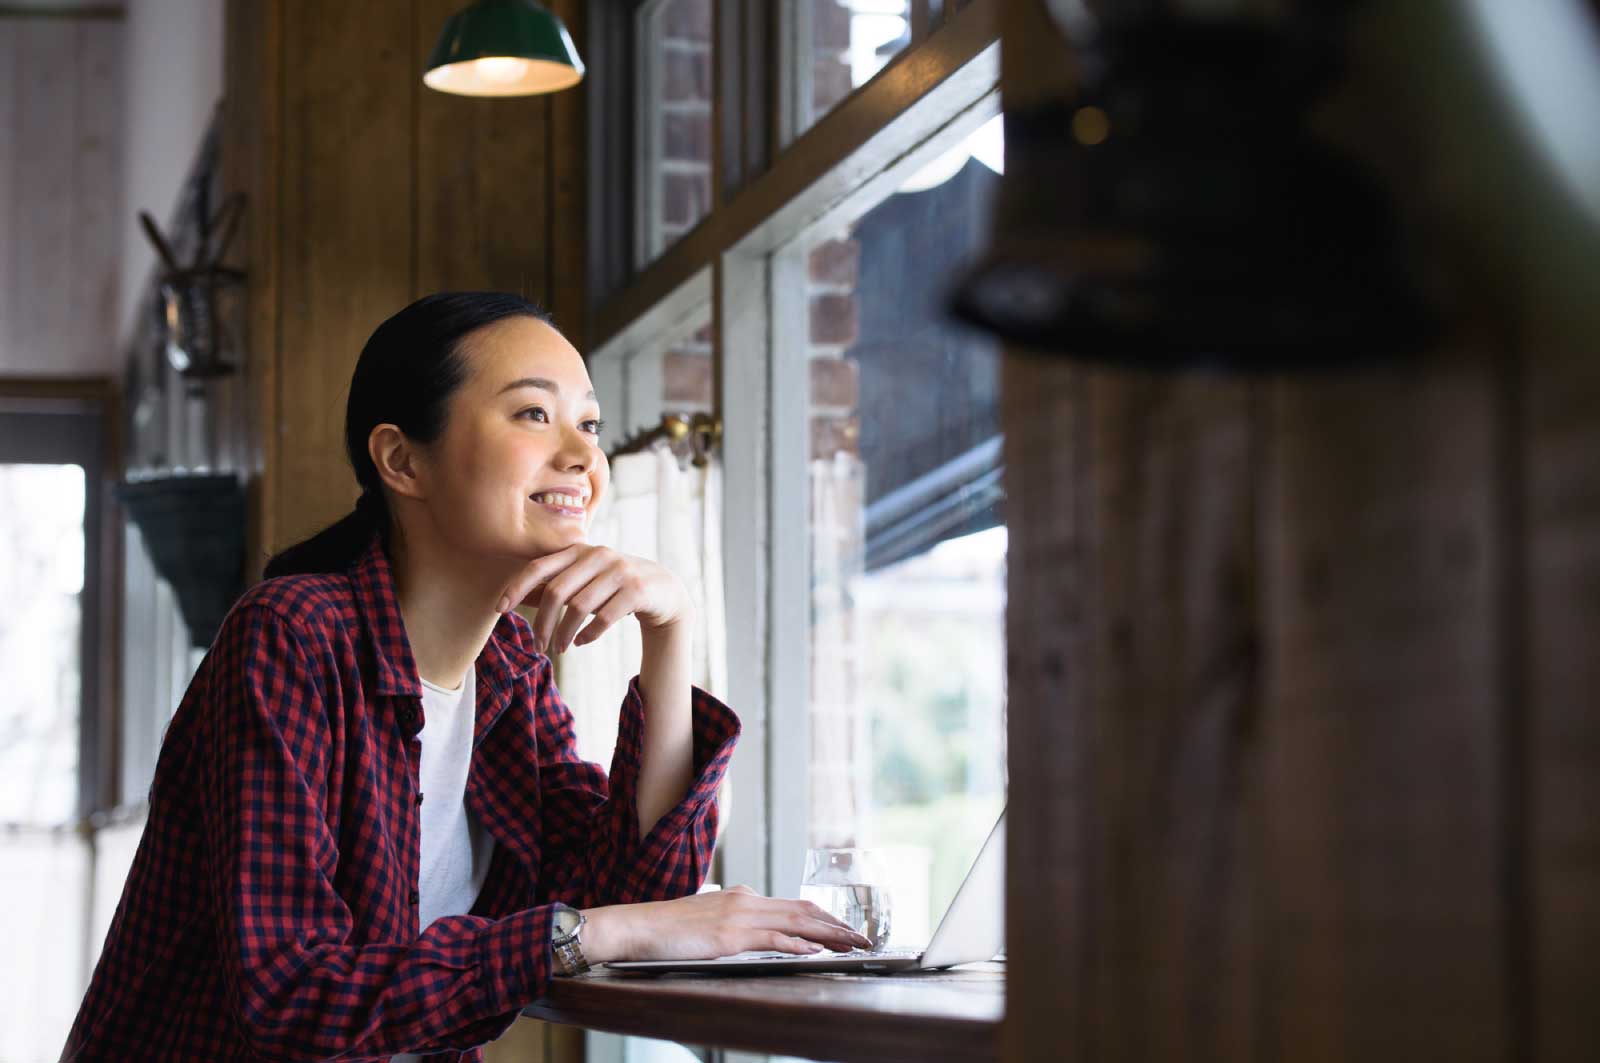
533, 662, 742, 909
200, 604, 557, 1063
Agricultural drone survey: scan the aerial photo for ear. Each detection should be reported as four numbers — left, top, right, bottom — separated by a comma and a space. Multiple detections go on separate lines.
368, 424, 428, 502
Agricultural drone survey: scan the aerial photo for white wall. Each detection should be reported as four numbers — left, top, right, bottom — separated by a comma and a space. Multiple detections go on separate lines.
0, 1, 221, 378
116, 0, 224, 352
0, 14, 123, 377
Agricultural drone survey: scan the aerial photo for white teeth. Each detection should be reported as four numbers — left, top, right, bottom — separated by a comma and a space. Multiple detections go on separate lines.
532, 493, 585, 507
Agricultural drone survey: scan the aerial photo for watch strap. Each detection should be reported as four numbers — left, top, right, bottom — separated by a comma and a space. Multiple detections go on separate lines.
551, 905, 590, 976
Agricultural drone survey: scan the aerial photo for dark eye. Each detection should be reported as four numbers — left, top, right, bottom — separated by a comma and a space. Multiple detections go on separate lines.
518, 406, 549, 422
583, 418, 607, 435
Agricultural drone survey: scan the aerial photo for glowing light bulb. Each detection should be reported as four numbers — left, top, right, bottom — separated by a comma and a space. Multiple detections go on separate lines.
474, 56, 530, 84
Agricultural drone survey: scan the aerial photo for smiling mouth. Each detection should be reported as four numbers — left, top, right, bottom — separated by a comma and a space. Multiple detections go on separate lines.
529, 493, 587, 517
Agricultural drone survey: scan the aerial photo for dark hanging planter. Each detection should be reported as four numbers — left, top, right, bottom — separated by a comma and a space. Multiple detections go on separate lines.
117, 474, 247, 649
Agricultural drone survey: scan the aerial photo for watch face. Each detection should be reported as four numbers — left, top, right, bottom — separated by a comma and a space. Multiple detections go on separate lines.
554, 906, 583, 937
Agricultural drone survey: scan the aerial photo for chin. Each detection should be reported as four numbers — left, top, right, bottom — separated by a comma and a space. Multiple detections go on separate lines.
528, 526, 586, 555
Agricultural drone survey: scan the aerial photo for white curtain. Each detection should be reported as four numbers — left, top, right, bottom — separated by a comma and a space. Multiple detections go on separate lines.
550, 442, 728, 816
807, 451, 869, 850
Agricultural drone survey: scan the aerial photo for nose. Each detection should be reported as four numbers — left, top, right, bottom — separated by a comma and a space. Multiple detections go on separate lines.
554, 418, 597, 473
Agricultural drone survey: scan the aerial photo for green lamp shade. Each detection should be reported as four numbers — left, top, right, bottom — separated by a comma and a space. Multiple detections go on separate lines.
424, 0, 585, 97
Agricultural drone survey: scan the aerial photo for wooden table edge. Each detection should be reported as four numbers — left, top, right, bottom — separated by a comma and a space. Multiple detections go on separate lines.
520, 964, 1004, 1063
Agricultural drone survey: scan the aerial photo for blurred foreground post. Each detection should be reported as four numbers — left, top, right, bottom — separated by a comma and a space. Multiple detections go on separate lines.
998, 1, 1600, 1061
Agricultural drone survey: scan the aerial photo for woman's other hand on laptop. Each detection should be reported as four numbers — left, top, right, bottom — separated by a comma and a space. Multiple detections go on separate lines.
579, 885, 872, 962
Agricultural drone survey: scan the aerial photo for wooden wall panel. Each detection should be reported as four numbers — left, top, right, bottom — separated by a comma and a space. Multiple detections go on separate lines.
224, 0, 282, 580
999, 353, 1084, 1063
275, 0, 416, 547
1005, 308, 1517, 1063
546, 0, 588, 348
1082, 374, 1261, 1063
1262, 355, 1507, 1061
414, 0, 550, 299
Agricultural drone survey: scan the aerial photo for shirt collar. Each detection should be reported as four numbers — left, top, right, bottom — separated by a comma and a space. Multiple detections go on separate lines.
346, 533, 543, 700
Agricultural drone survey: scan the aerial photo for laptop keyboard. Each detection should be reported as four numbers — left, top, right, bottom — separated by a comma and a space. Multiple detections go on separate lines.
733, 947, 921, 961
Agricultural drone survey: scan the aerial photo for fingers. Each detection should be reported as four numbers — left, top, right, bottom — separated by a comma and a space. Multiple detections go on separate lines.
570, 590, 632, 649
720, 890, 873, 952
549, 577, 623, 655
786, 911, 873, 951
800, 899, 859, 935
759, 931, 825, 955
500, 545, 584, 613
530, 549, 619, 651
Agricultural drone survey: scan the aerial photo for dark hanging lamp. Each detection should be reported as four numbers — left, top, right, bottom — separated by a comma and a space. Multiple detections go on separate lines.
423, 0, 584, 97
948, 3, 1436, 371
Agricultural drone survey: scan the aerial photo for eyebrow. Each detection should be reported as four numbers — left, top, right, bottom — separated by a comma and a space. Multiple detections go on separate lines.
497, 377, 598, 402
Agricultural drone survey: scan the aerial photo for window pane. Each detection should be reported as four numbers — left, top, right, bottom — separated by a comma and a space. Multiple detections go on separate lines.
800, 122, 1005, 949
0, 463, 85, 827
795, 0, 913, 140
639, 0, 714, 265
0, 829, 90, 1061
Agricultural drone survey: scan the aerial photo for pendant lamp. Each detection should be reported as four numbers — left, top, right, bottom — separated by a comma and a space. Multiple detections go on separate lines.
424, 0, 584, 98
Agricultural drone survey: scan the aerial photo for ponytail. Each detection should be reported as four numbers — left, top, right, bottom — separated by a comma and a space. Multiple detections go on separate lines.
259, 291, 556, 580
261, 489, 389, 580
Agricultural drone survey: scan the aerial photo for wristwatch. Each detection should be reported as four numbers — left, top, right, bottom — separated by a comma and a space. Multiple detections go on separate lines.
550, 903, 591, 976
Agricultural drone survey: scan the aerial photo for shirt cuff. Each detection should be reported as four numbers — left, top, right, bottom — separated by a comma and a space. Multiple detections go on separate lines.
608, 677, 741, 856
479, 904, 557, 1013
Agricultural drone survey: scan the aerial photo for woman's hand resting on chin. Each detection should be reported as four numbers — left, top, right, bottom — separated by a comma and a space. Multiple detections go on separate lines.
497, 543, 692, 655
576, 886, 874, 964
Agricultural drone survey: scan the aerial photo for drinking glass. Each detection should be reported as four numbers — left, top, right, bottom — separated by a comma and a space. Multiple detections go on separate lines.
800, 847, 892, 950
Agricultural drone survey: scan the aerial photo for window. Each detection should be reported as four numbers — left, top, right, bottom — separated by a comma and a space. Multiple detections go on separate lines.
0, 464, 87, 825
637, 0, 715, 265
787, 116, 1006, 947
791, 0, 914, 140
0, 397, 113, 1063
584, 273, 714, 444
587, 3, 1000, 1057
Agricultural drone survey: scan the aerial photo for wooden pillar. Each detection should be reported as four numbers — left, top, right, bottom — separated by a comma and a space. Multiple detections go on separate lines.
999, 2, 1600, 1061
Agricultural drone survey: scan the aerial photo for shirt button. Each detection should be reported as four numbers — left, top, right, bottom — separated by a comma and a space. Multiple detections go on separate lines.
410, 888, 420, 906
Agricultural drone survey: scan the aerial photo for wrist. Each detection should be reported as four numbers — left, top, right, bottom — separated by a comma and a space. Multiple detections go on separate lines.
575, 905, 630, 965
639, 619, 693, 664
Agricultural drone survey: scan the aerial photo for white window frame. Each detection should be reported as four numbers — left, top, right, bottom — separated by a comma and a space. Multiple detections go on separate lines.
595, 48, 1000, 901
585, 6, 1000, 1058
744, 73, 1001, 899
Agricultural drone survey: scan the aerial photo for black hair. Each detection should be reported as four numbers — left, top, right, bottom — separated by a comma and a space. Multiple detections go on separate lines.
261, 291, 556, 579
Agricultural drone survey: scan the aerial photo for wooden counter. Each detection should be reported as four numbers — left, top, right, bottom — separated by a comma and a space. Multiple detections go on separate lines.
521, 961, 1004, 1063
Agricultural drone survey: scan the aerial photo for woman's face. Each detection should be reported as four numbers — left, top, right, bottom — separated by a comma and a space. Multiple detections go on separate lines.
419, 314, 610, 562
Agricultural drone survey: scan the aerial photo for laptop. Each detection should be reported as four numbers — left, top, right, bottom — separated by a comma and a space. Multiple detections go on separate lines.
603, 804, 1005, 975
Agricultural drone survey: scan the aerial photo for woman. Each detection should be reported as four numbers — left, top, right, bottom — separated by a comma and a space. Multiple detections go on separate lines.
62, 292, 869, 1062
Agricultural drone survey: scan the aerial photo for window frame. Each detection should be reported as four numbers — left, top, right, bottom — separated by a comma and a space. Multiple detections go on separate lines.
587, 0, 1000, 904
0, 379, 122, 829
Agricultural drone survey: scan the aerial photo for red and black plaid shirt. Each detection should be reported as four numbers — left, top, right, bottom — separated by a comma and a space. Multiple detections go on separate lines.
62, 533, 740, 1062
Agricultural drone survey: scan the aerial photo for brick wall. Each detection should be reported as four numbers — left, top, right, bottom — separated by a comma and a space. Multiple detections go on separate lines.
650, 0, 874, 851
661, 322, 714, 413
650, 0, 713, 259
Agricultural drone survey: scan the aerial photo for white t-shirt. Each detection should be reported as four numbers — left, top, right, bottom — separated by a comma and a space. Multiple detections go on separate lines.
393, 664, 496, 1063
